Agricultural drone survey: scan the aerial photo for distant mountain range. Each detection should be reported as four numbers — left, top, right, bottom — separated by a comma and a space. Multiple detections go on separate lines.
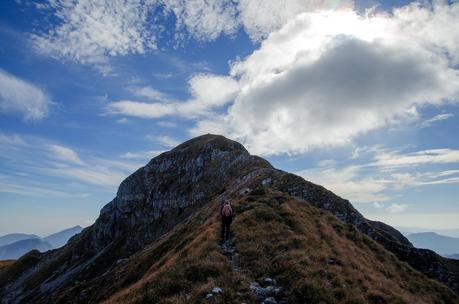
0, 233, 40, 247
398, 227, 459, 238
43, 226, 83, 248
0, 239, 53, 260
0, 226, 82, 260
406, 232, 459, 257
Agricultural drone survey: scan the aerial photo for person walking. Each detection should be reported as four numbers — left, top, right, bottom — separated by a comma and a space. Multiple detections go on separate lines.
220, 199, 233, 242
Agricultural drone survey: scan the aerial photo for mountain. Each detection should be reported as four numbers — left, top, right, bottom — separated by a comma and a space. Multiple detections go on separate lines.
0, 233, 40, 247
0, 239, 53, 260
407, 232, 459, 256
398, 227, 459, 238
43, 225, 83, 248
448, 254, 459, 260
0, 226, 84, 260
0, 134, 458, 303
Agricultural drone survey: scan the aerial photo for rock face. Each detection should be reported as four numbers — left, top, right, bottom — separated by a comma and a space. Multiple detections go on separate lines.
1, 134, 458, 303
91, 135, 269, 252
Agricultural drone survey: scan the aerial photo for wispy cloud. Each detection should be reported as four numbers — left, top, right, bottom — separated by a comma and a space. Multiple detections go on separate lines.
106, 74, 239, 118
44, 166, 126, 188
48, 144, 84, 165
298, 145, 459, 204
386, 203, 408, 213
0, 69, 52, 120
421, 113, 454, 128
372, 149, 459, 168
148, 135, 181, 148
31, 0, 158, 74
297, 165, 390, 204
120, 150, 164, 160
30, 0, 347, 73
0, 132, 139, 194
128, 86, 170, 102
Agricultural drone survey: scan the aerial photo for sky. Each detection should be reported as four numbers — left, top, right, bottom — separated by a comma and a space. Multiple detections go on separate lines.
0, 0, 459, 236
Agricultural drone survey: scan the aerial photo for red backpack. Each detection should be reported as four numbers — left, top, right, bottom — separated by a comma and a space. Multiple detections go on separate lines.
222, 204, 232, 217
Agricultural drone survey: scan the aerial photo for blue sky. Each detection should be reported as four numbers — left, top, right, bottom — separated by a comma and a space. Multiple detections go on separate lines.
1, 0, 459, 236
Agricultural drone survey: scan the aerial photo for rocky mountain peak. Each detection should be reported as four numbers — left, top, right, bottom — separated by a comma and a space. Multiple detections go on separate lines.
92, 134, 269, 252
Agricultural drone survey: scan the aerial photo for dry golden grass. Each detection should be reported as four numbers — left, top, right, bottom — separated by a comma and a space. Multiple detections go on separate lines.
0, 260, 15, 270
103, 187, 458, 304
231, 189, 458, 303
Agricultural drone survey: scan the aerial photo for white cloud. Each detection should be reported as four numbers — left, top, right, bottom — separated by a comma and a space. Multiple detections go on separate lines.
0, 133, 26, 146
421, 113, 454, 127
298, 165, 389, 203
237, 0, 352, 40
298, 146, 459, 204
129, 86, 169, 102
120, 150, 164, 159
163, 0, 239, 41
106, 74, 238, 118
386, 203, 408, 213
116, 118, 129, 124
366, 212, 459, 230
373, 148, 459, 168
31, 0, 349, 72
46, 166, 126, 188
148, 135, 181, 148
0, 69, 52, 120
0, 174, 76, 198
191, 4, 459, 155
0, 132, 137, 190
373, 202, 384, 209
106, 100, 177, 118
48, 144, 84, 165
31, 0, 158, 73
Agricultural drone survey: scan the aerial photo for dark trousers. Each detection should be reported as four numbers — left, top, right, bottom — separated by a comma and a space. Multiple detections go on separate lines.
221, 216, 232, 241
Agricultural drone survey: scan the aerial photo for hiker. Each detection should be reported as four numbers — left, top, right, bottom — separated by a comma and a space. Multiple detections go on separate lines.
220, 199, 233, 241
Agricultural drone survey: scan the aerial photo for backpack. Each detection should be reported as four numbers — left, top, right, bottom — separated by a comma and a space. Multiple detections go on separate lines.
222, 204, 232, 217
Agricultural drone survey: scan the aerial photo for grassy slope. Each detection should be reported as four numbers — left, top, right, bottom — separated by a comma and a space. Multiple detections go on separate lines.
104, 188, 458, 304
0, 260, 15, 270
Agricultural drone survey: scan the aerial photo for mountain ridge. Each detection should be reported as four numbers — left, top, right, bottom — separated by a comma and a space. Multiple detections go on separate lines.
0, 239, 53, 260
0, 134, 458, 303
0, 226, 83, 259
0, 234, 40, 247
407, 232, 459, 256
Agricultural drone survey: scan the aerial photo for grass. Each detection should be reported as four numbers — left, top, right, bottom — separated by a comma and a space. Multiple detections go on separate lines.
104, 199, 257, 304
103, 186, 458, 304
230, 188, 458, 304
2, 183, 457, 303
0, 260, 15, 270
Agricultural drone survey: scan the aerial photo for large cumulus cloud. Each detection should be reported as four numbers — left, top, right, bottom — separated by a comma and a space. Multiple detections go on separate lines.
191, 4, 459, 154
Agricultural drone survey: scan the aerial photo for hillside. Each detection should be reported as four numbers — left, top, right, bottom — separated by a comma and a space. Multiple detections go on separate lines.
407, 232, 459, 256
0, 134, 458, 303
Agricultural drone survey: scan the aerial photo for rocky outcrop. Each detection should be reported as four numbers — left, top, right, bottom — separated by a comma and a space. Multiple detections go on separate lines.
91, 135, 269, 253
1, 134, 458, 303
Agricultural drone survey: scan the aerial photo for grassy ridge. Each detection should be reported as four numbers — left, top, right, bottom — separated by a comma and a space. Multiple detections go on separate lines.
104, 187, 458, 304
0, 260, 15, 270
